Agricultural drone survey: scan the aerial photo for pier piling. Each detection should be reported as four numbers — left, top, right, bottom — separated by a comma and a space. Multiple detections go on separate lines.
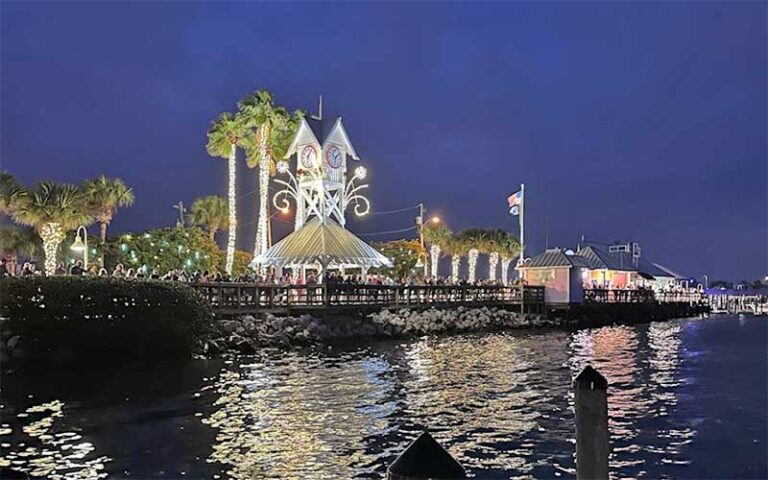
574, 365, 609, 480
387, 431, 466, 480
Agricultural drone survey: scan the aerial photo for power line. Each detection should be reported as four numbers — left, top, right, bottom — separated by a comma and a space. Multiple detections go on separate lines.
358, 225, 418, 237
369, 204, 421, 215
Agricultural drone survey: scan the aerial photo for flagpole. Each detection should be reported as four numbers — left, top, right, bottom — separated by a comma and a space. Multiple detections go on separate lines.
520, 183, 525, 314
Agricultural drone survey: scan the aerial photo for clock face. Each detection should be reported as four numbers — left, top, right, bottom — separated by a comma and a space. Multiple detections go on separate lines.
325, 145, 342, 169
300, 145, 317, 168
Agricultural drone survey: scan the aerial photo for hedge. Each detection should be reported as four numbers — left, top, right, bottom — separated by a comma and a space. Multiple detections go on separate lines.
0, 277, 214, 362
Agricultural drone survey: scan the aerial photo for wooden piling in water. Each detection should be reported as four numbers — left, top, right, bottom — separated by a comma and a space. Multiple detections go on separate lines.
573, 365, 609, 480
387, 431, 466, 480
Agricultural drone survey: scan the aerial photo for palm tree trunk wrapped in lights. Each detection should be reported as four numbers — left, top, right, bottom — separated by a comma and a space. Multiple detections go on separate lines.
40, 222, 65, 275
226, 145, 237, 272
430, 244, 441, 278
253, 128, 271, 272
467, 248, 479, 283
488, 251, 499, 281
451, 255, 461, 283
501, 256, 512, 285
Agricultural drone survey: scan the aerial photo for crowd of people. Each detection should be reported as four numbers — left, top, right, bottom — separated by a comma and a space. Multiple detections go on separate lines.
0, 258, 523, 288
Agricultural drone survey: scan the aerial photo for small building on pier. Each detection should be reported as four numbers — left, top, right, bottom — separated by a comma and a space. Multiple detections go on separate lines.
520, 248, 592, 305
521, 241, 688, 305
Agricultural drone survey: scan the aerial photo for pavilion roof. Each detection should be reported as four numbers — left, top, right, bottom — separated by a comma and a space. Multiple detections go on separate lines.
260, 217, 392, 269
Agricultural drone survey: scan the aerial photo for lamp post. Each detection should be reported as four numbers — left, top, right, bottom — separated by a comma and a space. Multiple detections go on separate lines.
70, 225, 88, 269
416, 204, 441, 278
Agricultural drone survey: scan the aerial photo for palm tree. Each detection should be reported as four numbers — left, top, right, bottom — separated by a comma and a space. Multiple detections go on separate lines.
458, 228, 487, 283
83, 175, 135, 267
237, 90, 299, 272
443, 235, 470, 283
0, 225, 41, 262
206, 112, 245, 275
12, 182, 92, 275
482, 229, 507, 282
0, 171, 25, 218
499, 232, 521, 285
423, 221, 452, 278
188, 195, 228, 241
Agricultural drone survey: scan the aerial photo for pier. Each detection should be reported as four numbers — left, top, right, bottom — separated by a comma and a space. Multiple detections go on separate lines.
189, 283, 547, 315
188, 283, 710, 319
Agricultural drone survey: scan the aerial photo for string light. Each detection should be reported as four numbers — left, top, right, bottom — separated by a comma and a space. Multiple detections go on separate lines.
252, 131, 271, 274
430, 244, 440, 278
488, 252, 499, 281
451, 255, 461, 283
501, 256, 512, 286
224, 142, 238, 274
468, 248, 479, 283
40, 222, 65, 276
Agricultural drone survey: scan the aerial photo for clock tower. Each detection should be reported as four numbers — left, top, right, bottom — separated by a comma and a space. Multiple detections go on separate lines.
282, 113, 360, 229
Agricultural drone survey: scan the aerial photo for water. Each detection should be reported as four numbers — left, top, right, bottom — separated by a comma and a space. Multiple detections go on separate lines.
1, 315, 766, 479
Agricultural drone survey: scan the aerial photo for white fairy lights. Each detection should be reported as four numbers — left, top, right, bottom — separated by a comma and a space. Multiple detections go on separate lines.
501, 256, 512, 286
225, 143, 237, 275
451, 255, 461, 283
40, 222, 65, 276
467, 248, 479, 283
488, 252, 499, 281
430, 244, 441, 278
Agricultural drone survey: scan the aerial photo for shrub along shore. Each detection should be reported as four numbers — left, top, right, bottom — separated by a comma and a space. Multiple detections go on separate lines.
0, 277, 213, 364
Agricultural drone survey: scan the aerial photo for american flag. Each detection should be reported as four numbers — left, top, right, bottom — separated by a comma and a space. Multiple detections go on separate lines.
508, 190, 522, 215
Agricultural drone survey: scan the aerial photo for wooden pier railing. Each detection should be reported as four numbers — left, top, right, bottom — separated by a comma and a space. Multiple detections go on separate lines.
188, 283, 546, 314
583, 288, 707, 305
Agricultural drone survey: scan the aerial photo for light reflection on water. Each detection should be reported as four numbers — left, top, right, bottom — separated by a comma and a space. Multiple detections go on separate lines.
1, 315, 766, 479
197, 321, 693, 479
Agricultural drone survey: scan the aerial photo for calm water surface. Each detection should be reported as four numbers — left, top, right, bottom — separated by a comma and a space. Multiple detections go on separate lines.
1, 315, 766, 479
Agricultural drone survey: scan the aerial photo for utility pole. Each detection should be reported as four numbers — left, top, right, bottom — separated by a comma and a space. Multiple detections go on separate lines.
416, 203, 428, 277
173, 201, 186, 228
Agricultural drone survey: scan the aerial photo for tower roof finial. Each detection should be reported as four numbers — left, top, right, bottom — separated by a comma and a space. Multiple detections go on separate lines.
311, 95, 323, 121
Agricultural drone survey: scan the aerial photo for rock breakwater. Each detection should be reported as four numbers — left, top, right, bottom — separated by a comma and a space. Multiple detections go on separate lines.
202, 306, 565, 353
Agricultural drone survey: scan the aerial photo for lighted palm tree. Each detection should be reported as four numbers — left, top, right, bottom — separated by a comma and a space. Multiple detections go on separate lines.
237, 90, 299, 272
499, 232, 521, 285
188, 195, 228, 241
0, 171, 25, 218
207, 112, 245, 275
458, 228, 488, 283
423, 221, 452, 278
443, 234, 470, 283
83, 175, 135, 267
12, 182, 92, 275
482, 229, 508, 282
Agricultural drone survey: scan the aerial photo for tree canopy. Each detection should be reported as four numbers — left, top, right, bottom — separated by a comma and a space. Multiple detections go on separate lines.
188, 195, 228, 241
106, 227, 222, 274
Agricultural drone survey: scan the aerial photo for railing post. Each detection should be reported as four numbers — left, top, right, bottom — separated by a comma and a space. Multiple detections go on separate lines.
387, 431, 466, 480
573, 365, 609, 480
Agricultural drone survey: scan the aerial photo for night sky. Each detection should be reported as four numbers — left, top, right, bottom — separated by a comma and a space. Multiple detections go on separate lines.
1, 2, 765, 281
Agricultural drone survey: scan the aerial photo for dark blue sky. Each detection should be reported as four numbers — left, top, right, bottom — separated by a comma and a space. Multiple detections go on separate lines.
2, 2, 765, 281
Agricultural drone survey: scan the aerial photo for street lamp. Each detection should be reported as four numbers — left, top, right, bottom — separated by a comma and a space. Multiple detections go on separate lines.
70, 226, 88, 269
430, 216, 441, 224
